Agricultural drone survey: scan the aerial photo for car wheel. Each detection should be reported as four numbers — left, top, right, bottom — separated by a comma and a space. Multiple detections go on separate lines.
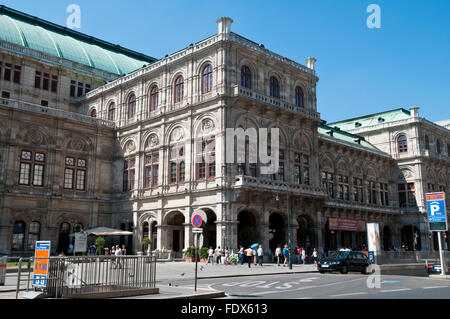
341, 264, 348, 274
319, 270, 325, 274
362, 266, 368, 275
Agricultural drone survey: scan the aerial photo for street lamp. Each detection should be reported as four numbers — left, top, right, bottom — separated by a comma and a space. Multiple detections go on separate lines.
276, 185, 292, 270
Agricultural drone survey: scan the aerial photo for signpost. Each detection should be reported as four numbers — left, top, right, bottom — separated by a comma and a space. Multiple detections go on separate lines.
32, 241, 51, 288
426, 192, 447, 276
74, 231, 87, 254
191, 210, 206, 292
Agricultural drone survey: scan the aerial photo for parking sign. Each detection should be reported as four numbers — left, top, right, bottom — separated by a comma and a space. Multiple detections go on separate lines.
33, 241, 51, 287
426, 192, 447, 231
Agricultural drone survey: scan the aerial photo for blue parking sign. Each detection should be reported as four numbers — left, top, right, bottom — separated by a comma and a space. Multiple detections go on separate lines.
426, 193, 447, 231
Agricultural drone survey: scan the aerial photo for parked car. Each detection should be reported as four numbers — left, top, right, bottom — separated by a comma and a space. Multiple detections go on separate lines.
318, 251, 370, 274
427, 262, 450, 274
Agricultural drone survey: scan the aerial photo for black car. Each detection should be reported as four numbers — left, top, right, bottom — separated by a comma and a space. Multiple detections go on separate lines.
427, 263, 450, 274
318, 251, 370, 274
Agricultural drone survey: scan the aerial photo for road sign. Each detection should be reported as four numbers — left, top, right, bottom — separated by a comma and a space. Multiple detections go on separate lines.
191, 214, 203, 228
74, 231, 87, 253
192, 228, 203, 233
426, 192, 447, 231
32, 241, 51, 288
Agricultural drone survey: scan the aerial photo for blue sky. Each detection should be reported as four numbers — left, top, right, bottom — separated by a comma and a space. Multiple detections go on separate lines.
3, 0, 449, 123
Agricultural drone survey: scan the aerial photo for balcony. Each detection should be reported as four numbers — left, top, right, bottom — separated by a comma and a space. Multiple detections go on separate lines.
232, 85, 321, 121
0, 98, 115, 129
232, 175, 327, 199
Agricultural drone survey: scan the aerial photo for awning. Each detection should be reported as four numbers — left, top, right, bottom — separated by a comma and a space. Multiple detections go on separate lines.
83, 227, 133, 236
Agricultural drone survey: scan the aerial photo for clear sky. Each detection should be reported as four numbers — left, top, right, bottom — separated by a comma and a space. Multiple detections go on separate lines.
3, 0, 449, 123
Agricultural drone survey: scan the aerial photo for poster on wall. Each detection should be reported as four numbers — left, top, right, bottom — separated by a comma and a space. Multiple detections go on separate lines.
367, 223, 381, 264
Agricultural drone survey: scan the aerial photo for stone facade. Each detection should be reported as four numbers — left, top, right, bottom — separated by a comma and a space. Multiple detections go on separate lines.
0, 12, 449, 257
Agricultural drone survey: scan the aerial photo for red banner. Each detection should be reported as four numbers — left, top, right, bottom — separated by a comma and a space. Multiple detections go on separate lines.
329, 218, 366, 232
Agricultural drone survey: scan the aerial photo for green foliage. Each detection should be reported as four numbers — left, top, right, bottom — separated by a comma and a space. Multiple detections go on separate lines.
142, 237, 152, 247
95, 237, 105, 255
185, 246, 195, 258
199, 247, 209, 259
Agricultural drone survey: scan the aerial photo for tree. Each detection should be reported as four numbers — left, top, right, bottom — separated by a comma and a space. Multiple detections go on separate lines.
142, 237, 152, 254
95, 237, 105, 255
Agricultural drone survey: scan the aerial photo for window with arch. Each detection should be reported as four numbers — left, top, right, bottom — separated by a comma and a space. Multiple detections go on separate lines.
12, 221, 26, 251
241, 65, 251, 89
64, 157, 87, 191
144, 152, 159, 187
108, 103, 115, 121
201, 64, 213, 94
27, 221, 41, 250
197, 138, 216, 180
169, 146, 185, 183
436, 139, 441, 154
425, 135, 429, 150
397, 135, 408, 153
128, 94, 136, 119
149, 85, 158, 111
90, 109, 97, 118
295, 86, 304, 107
269, 76, 280, 98
123, 157, 135, 191
174, 76, 184, 103
294, 152, 310, 185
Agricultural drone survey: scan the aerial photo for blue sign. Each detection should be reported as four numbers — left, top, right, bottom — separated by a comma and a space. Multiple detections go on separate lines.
426, 193, 447, 231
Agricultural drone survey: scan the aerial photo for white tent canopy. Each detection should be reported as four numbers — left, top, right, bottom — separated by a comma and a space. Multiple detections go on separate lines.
82, 227, 133, 236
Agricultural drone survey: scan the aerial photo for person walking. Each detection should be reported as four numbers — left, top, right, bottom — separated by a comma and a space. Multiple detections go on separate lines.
238, 246, 245, 265
257, 245, 263, 266
283, 245, 289, 267
252, 247, 257, 265
224, 247, 230, 265
312, 248, 318, 265
121, 244, 127, 255
275, 245, 282, 266
245, 247, 253, 268
114, 245, 122, 269
301, 247, 306, 264
296, 246, 302, 264
208, 247, 214, 264
216, 246, 222, 264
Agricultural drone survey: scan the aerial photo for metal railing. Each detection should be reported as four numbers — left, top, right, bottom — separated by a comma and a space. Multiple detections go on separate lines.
10, 256, 156, 298
380, 250, 450, 265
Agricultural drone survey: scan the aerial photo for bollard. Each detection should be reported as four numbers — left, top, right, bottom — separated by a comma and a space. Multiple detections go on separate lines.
0, 256, 7, 286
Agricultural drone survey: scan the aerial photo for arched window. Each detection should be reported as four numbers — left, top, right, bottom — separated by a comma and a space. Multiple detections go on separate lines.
269, 76, 280, 98
143, 222, 149, 239
90, 109, 97, 118
436, 139, 441, 154
12, 221, 26, 251
169, 146, 185, 183
241, 65, 251, 89
27, 221, 41, 250
149, 85, 158, 111
295, 86, 304, 107
197, 138, 216, 179
108, 103, 115, 121
174, 76, 184, 103
201, 64, 213, 94
425, 135, 429, 150
128, 94, 136, 119
397, 135, 408, 153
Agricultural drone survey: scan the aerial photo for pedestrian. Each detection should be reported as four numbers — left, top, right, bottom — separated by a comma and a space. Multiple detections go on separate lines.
253, 247, 257, 265
224, 247, 230, 265
111, 245, 116, 256
114, 245, 122, 269
89, 244, 95, 256
238, 246, 245, 265
245, 247, 253, 268
216, 246, 222, 264
121, 244, 127, 255
275, 245, 281, 266
312, 248, 318, 265
301, 247, 306, 264
283, 245, 289, 266
208, 247, 214, 264
104, 247, 109, 256
257, 245, 263, 266
296, 246, 302, 264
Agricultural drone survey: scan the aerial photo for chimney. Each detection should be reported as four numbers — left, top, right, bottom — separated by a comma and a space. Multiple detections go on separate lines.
409, 106, 419, 117
306, 57, 317, 71
217, 17, 233, 35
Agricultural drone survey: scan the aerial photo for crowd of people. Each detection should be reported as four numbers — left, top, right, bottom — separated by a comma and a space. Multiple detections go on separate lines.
204, 244, 321, 267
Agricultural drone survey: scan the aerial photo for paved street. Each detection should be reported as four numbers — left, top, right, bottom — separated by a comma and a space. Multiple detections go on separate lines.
157, 272, 450, 299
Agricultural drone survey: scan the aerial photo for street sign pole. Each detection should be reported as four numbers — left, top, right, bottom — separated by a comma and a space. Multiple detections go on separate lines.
194, 232, 198, 291
437, 231, 446, 276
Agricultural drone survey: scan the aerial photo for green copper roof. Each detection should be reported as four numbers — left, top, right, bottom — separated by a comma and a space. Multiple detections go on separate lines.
0, 5, 157, 76
326, 108, 411, 131
318, 123, 378, 150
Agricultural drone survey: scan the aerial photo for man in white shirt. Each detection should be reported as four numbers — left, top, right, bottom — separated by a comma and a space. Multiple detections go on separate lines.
114, 245, 122, 268
257, 245, 263, 266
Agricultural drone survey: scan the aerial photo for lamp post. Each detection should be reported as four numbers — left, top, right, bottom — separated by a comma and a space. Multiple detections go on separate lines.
286, 185, 292, 270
